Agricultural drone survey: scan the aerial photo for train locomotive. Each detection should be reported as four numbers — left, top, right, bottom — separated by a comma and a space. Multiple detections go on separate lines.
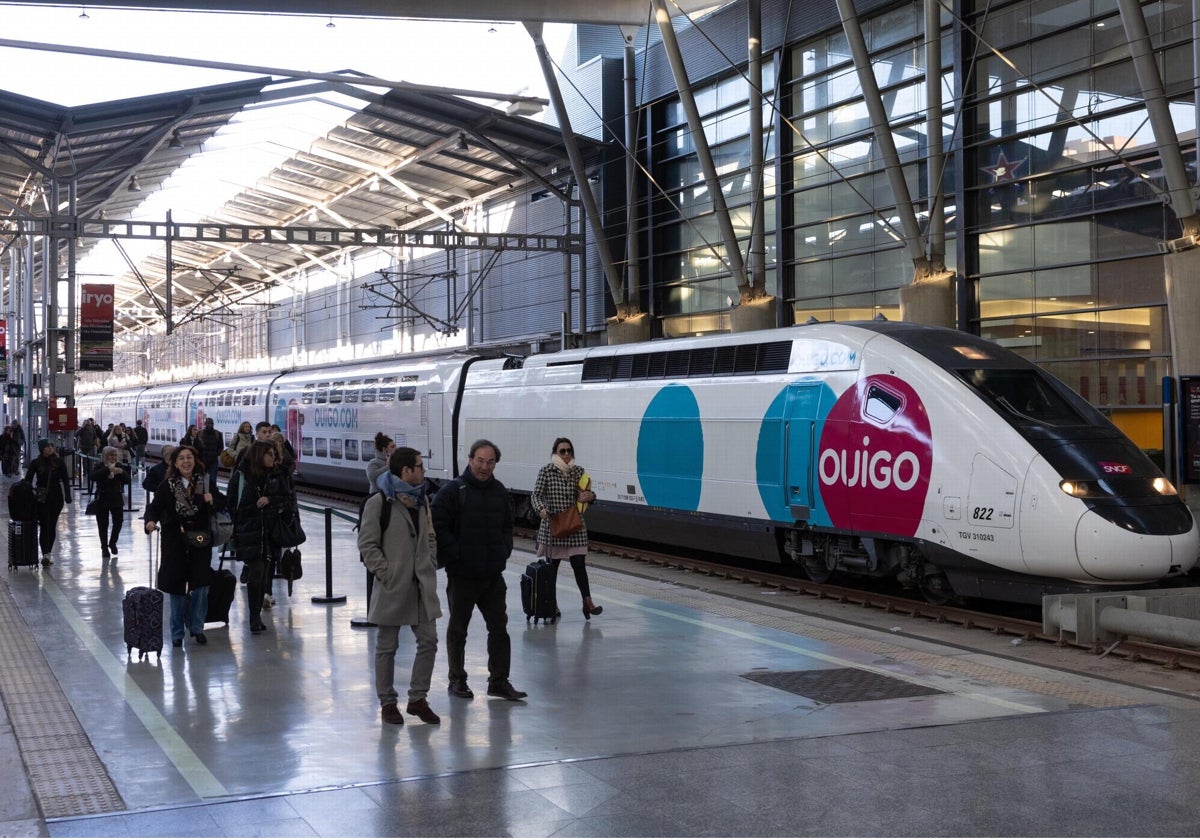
76, 321, 1198, 604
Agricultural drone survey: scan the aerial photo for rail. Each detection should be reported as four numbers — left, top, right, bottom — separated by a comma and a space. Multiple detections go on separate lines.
297, 501, 351, 606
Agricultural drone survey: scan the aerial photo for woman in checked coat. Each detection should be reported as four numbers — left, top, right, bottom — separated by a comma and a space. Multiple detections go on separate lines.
530, 436, 601, 620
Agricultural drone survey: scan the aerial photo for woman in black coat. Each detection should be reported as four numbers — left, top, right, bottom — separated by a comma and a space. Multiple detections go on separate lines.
143, 445, 224, 648
229, 441, 294, 633
25, 438, 72, 566
89, 445, 131, 560
179, 424, 202, 450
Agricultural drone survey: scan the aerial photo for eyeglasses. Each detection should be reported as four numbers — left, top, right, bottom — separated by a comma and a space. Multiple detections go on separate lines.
556, 448, 574, 455
412, 463, 425, 470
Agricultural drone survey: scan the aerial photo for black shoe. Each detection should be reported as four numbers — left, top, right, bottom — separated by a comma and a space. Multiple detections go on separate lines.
406, 698, 441, 724
109, 545, 118, 557
250, 619, 266, 633
193, 632, 207, 645
101, 550, 110, 561
486, 680, 528, 701
172, 639, 183, 648
447, 679, 474, 699
381, 703, 404, 725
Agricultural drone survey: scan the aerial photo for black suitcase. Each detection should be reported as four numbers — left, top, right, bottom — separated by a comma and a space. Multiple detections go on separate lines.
520, 558, 558, 624
8, 520, 39, 570
206, 568, 237, 625
123, 586, 164, 661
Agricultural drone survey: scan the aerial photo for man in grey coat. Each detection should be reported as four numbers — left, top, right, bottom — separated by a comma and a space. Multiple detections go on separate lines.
357, 447, 442, 726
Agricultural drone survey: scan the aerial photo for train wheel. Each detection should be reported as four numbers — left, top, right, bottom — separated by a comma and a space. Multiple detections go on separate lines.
918, 572, 954, 605
803, 558, 834, 584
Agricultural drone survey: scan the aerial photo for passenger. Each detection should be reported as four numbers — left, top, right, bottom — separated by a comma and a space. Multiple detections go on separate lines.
89, 445, 131, 560
357, 446, 442, 726
98, 422, 112, 449
430, 439, 527, 702
268, 424, 296, 465
366, 432, 395, 492
198, 418, 225, 476
228, 440, 292, 633
25, 439, 72, 566
143, 445, 223, 648
132, 419, 149, 472
222, 421, 253, 469
530, 436, 602, 620
77, 418, 98, 457
262, 430, 298, 607
9, 420, 26, 468
142, 445, 174, 496
267, 430, 296, 475
179, 424, 201, 450
109, 424, 131, 464
0, 425, 16, 476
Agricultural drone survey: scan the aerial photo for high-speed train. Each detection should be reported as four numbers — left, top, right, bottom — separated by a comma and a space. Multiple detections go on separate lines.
75, 321, 1199, 604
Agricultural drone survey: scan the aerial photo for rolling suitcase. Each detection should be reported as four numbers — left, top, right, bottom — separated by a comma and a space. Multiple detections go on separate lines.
206, 560, 237, 626
520, 558, 558, 624
123, 586, 164, 661
8, 520, 39, 570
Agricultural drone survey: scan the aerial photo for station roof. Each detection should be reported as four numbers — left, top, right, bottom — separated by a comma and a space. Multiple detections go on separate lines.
0, 73, 586, 334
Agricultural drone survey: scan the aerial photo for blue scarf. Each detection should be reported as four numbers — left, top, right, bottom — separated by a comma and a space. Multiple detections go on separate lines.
377, 471, 426, 505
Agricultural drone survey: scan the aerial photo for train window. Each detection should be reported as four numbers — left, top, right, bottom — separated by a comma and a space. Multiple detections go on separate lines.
301, 436, 314, 456
378, 377, 398, 401
631, 355, 649, 378
613, 356, 634, 379
714, 346, 737, 375
666, 350, 690, 377
345, 381, 360, 403
361, 440, 373, 461
345, 439, 358, 461
959, 369, 1089, 427
689, 348, 715, 377
301, 384, 315, 405
329, 438, 342, 459
647, 352, 667, 378
315, 382, 329, 404
398, 385, 416, 402
243, 389, 255, 406
330, 381, 344, 404
315, 438, 328, 458
361, 378, 378, 403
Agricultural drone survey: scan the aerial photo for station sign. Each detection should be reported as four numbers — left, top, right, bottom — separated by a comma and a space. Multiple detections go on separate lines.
80, 284, 114, 371
1179, 375, 1200, 484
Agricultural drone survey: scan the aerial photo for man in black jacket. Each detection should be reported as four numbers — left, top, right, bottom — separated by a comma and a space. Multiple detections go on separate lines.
198, 418, 224, 475
431, 438, 527, 702
132, 419, 149, 472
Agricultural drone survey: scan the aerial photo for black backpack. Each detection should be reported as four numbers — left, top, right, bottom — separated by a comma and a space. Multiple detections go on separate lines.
8, 479, 38, 521
355, 491, 392, 542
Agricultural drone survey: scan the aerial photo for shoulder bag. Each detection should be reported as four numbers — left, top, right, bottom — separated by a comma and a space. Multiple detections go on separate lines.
270, 508, 307, 548
183, 528, 211, 549
550, 505, 583, 538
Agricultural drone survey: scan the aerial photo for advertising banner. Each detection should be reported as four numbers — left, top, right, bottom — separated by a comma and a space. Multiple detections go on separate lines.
0, 318, 6, 381
80, 283, 114, 371
1180, 375, 1200, 484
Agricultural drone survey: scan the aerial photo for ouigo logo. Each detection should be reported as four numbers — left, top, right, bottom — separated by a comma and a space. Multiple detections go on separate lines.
817, 375, 932, 536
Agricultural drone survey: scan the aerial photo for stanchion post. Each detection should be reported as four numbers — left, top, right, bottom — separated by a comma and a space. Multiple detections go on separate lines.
311, 506, 347, 605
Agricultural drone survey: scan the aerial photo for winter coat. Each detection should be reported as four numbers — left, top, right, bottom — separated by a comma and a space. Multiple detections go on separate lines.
144, 471, 225, 595
198, 427, 224, 469
365, 451, 389, 492
430, 468, 513, 580
227, 463, 295, 563
227, 430, 253, 461
90, 461, 131, 509
358, 493, 441, 627
142, 461, 168, 494
531, 461, 589, 550
25, 455, 71, 509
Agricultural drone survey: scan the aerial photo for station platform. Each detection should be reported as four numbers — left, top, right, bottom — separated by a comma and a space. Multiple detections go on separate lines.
3, 472, 1200, 837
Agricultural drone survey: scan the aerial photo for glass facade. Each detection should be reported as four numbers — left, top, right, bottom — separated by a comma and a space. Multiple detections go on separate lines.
646, 0, 1195, 423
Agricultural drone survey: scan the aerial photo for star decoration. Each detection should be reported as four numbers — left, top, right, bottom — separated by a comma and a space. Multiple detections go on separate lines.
982, 151, 1027, 183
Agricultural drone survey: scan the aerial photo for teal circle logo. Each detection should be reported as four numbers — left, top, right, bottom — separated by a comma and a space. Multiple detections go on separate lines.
637, 385, 703, 510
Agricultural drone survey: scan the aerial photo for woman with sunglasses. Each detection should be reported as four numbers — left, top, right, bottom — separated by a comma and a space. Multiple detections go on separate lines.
530, 437, 601, 619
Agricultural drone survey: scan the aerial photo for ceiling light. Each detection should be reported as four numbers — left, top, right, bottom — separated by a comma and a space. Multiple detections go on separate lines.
326, 16, 335, 28
127, 176, 140, 192
78, 5, 88, 19
169, 129, 184, 149
455, 132, 470, 152
368, 178, 380, 192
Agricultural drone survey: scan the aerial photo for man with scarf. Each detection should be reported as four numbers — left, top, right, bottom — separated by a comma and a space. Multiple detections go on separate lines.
357, 447, 443, 726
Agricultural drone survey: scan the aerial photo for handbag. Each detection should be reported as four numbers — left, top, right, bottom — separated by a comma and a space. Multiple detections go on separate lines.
219, 449, 236, 469
550, 504, 583, 538
269, 510, 307, 548
84, 497, 98, 516
183, 528, 211, 549
210, 510, 234, 548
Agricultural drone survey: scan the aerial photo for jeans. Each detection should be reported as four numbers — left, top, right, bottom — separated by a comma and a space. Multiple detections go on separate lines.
169, 586, 209, 641
444, 574, 510, 685
376, 609, 438, 706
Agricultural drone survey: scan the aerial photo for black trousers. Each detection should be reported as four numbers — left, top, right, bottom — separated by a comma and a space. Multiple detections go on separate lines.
95, 503, 124, 549
551, 554, 591, 600
444, 574, 510, 685
36, 500, 64, 555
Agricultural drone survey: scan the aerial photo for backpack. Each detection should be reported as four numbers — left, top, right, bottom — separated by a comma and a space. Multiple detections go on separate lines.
355, 481, 461, 562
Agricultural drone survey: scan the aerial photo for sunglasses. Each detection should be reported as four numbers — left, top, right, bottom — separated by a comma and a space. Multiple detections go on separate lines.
556, 448, 574, 455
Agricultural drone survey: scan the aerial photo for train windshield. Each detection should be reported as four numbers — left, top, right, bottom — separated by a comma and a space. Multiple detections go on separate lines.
958, 369, 1093, 427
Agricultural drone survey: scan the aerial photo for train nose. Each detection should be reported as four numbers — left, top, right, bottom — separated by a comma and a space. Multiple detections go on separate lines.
1075, 509, 1198, 580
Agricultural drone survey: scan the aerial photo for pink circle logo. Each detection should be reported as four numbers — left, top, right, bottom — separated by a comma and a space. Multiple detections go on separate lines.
817, 375, 932, 537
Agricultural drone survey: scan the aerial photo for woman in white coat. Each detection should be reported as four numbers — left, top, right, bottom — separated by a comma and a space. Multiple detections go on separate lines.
356, 446, 442, 726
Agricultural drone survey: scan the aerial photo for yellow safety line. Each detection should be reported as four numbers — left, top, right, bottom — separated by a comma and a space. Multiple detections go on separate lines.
594, 593, 1047, 715
40, 575, 228, 799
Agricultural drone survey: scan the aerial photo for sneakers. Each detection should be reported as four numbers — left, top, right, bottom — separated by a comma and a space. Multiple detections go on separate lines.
262, 594, 275, 609
41, 555, 52, 567
447, 679, 474, 699
406, 698, 441, 725
381, 703, 404, 725
109, 544, 118, 557
486, 680, 528, 701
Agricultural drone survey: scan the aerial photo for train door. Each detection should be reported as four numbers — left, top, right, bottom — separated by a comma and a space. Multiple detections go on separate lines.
426, 393, 444, 473
784, 383, 823, 522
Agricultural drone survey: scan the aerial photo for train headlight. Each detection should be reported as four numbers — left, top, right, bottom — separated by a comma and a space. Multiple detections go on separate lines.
1152, 476, 1178, 496
1058, 480, 1114, 499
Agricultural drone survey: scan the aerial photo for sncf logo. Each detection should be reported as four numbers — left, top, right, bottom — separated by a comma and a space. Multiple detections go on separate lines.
1098, 462, 1132, 475
817, 375, 933, 538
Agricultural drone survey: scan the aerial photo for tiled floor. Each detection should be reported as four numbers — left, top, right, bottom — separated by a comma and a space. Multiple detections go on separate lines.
3, 472, 1200, 837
